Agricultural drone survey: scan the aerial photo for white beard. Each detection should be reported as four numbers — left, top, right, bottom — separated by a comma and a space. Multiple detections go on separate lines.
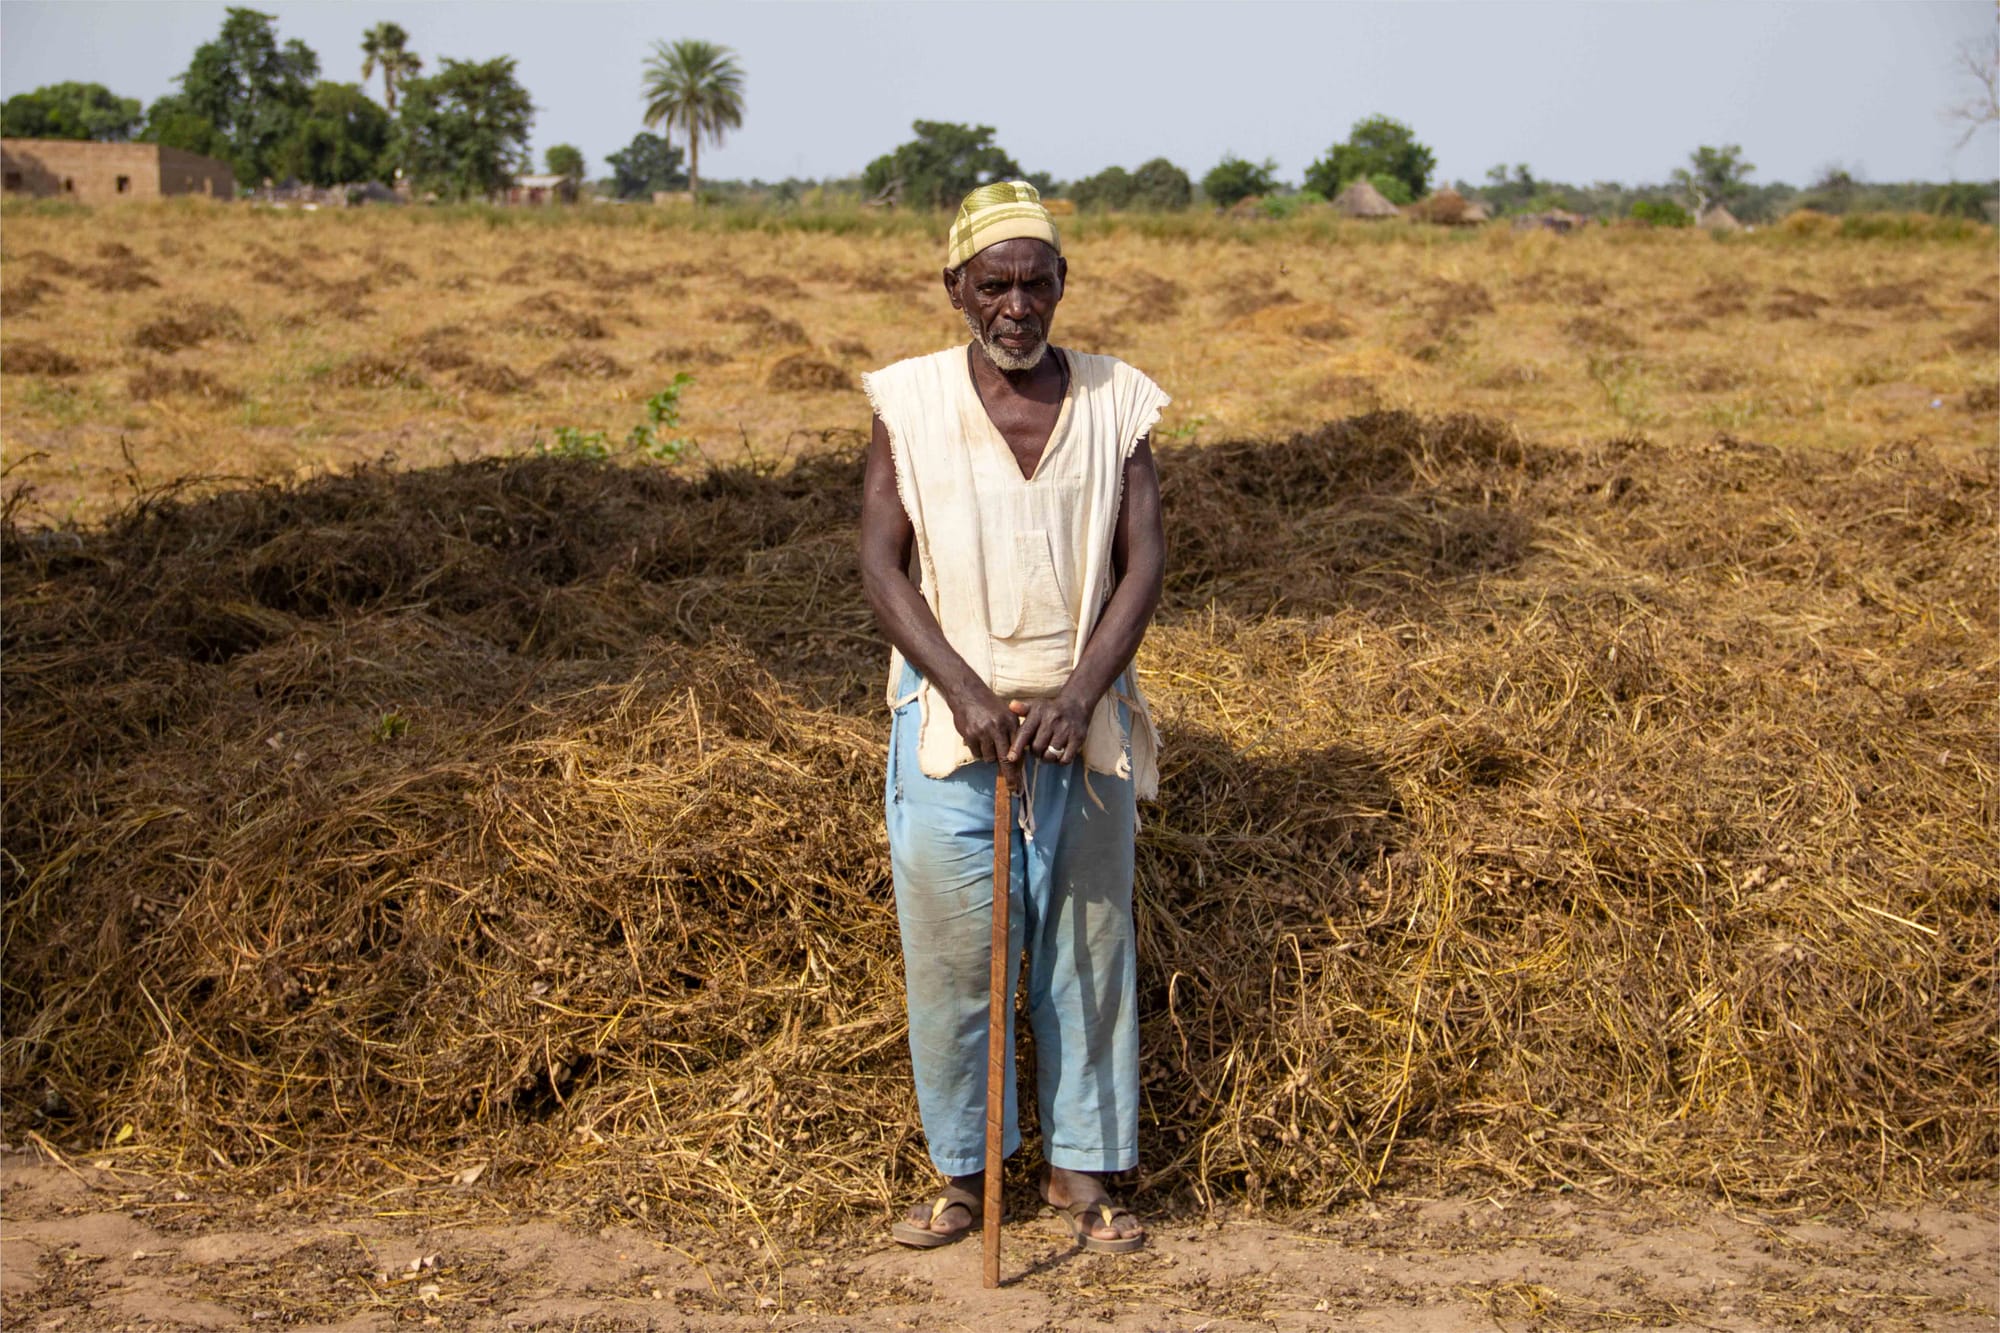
963, 306, 1049, 372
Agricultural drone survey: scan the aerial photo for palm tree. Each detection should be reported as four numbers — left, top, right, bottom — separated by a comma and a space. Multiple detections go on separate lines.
641, 39, 744, 201
361, 22, 422, 113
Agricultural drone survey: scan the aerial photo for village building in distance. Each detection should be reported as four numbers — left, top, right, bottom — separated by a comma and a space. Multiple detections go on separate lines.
505, 172, 576, 206
0, 139, 235, 202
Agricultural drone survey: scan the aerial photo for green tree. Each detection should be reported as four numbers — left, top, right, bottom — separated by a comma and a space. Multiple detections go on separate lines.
641, 38, 744, 201
1930, 181, 1995, 219
862, 120, 1023, 211
1200, 154, 1278, 208
1069, 164, 1133, 212
544, 143, 585, 189
393, 56, 534, 200
138, 94, 228, 162
1476, 162, 1537, 214
0, 82, 143, 141
1671, 144, 1754, 211
164, 7, 320, 184
1071, 158, 1191, 212
1629, 198, 1692, 228
1129, 157, 1192, 210
281, 81, 390, 185
1303, 115, 1434, 201
360, 22, 421, 113
603, 131, 686, 199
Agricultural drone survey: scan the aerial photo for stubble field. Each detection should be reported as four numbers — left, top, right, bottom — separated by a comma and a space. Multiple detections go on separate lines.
1, 202, 1994, 1331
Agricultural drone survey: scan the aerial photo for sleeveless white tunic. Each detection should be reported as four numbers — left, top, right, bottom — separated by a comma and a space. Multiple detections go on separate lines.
862, 346, 1168, 796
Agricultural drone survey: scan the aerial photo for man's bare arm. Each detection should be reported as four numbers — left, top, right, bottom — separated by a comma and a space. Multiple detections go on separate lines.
1009, 438, 1164, 764
858, 414, 1021, 763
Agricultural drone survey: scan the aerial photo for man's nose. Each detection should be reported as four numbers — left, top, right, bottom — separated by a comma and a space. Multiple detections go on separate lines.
1001, 285, 1033, 319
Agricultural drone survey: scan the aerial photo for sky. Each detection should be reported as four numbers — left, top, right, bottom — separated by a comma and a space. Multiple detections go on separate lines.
2, 1, 1995, 188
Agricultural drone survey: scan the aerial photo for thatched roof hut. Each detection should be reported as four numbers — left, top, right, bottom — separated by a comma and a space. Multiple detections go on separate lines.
1403, 188, 1477, 226
1461, 200, 1491, 223
1698, 204, 1743, 232
1331, 179, 1401, 219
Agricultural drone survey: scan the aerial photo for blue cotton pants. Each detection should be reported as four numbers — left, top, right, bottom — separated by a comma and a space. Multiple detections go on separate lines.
886, 670, 1140, 1177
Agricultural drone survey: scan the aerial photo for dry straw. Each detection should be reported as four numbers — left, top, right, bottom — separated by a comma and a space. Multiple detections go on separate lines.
1, 408, 1991, 1236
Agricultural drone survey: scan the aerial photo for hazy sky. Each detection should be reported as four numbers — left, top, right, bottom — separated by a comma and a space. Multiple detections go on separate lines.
2, 1, 1994, 187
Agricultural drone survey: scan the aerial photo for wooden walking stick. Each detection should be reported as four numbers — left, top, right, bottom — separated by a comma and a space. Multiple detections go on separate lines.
984, 766, 1013, 1289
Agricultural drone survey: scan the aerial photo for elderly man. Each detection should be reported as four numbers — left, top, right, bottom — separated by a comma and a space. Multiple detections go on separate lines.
859, 181, 1168, 1254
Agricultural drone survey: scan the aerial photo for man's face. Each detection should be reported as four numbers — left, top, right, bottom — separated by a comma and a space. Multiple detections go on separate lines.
944, 239, 1067, 372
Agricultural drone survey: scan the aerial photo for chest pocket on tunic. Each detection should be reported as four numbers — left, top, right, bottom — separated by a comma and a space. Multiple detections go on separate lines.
989, 529, 1074, 640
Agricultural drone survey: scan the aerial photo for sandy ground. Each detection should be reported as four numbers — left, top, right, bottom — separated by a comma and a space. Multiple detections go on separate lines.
2, 1153, 1993, 1332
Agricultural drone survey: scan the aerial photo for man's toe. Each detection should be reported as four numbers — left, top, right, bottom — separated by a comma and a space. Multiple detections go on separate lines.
911, 1204, 964, 1235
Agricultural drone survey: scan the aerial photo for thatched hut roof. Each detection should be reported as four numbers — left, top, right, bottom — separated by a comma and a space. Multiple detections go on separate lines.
1403, 188, 1476, 226
1332, 179, 1401, 219
1698, 203, 1743, 232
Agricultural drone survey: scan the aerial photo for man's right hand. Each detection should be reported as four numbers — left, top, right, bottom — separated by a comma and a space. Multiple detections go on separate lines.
944, 683, 1020, 764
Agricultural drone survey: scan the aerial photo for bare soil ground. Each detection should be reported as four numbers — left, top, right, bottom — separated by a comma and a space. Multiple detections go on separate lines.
5, 1154, 1994, 1332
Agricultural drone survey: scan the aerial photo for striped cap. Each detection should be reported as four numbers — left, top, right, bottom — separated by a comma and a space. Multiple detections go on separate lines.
945, 181, 1061, 270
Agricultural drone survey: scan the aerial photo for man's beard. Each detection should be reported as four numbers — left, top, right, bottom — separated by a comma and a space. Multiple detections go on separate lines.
963, 306, 1049, 372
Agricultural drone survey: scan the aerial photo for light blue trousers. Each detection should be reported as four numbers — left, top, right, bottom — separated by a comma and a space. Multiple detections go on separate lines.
886, 669, 1140, 1177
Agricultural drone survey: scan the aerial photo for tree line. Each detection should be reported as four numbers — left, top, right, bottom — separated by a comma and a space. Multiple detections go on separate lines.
3, 7, 1990, 220
0, 7, 743, 203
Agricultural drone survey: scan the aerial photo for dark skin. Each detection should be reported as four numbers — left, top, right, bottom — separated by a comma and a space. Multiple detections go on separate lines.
859, 238, 1162, 1244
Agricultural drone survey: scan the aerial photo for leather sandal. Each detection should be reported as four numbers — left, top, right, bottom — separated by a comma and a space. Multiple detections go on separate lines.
1038, 1168, 1145, 1253
890, 1181, 983, 1248
1055, 1197, 1146, 1253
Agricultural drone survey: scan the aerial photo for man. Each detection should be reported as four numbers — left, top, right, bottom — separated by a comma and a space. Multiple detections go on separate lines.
859, 181, 1168, 1254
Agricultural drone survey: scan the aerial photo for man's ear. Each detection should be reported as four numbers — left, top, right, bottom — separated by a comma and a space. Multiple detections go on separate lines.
1055, 256, 1068, 301
941, 267, 964, 310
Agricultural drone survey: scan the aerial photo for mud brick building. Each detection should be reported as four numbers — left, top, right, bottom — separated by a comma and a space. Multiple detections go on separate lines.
0, 139, 235, 202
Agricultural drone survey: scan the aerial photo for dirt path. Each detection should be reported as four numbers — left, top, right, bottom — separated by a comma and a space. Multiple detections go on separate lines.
3, 1154, 1992, 1332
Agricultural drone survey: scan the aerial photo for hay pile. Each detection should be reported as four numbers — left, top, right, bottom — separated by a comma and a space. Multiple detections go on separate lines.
2, 412, 1992, 1235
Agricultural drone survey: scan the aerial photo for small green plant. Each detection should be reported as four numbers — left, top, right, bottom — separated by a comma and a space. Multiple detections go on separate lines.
626, 372, 695, 462
373, 713, 409, 743
1259, 190, 1325, 220
531, 374, 696, 463
1585, 353, 1659, 427
1158, 414, 1209, 443
537, 425, 612, 460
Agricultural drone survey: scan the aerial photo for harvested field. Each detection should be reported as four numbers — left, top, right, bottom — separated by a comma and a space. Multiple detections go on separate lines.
131, 301, 250, 355
1, 202, 1995, 1329
769, 353, 853, 392
3, 341, 84, 377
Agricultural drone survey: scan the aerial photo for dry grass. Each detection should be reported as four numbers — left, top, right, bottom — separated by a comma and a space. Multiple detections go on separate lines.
4, 341, 84, 376
769, 354, 853, 392
132, 300, 251, 354
0, 203, 1993, 1241
0, 202, 1989, 520
125, 363, 243, 403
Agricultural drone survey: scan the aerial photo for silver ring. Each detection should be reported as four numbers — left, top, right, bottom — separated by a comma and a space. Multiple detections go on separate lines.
1044, 746, 1065, 762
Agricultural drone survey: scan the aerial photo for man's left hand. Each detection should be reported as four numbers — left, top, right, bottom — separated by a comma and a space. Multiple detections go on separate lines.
1007, 694, 1091, 766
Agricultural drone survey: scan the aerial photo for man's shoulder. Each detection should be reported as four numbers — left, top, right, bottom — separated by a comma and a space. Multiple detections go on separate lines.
865, 346, 960, 384
1059, 349, 1161, 391
862, 348, 962, 424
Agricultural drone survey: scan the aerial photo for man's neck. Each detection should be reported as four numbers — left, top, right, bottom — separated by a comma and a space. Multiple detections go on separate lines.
968, 342, 1064, 402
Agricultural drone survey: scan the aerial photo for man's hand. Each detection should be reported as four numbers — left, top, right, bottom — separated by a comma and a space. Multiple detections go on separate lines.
945, 683, 1022, 764
1008, 693, 1092, 765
